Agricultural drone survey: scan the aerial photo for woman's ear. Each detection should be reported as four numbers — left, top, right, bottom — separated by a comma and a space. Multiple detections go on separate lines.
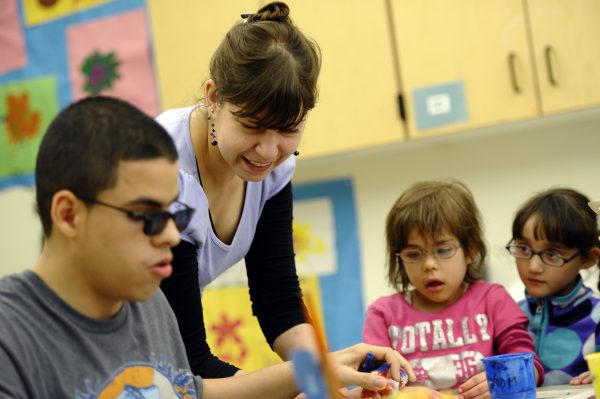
50, 190, 83, 239
580, 247, 600, 270
204, 79, 218, 107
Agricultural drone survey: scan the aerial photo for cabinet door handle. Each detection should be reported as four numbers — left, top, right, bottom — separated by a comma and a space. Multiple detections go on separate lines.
544, 45, 558, 86
508, 52, 520, 93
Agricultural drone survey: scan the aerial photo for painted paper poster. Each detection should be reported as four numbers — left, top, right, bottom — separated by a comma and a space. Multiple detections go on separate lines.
0, 0, 27, 74
293, 178, 365, 351
203, 178, 364, 370
203, 277, 323, 371
0, 76, 59, 189
66, 9, 159, 116
293, 197, 337, 277
23, 0, 114, 27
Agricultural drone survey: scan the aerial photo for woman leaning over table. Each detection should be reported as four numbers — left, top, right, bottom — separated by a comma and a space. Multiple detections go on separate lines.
157, 1, 321, 378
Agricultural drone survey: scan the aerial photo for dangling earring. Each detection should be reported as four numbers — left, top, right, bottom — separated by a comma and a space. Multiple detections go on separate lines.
293, 150, 300, 156
207, 108, 217, 146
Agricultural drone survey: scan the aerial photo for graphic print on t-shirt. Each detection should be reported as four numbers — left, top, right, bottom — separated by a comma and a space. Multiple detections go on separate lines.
76, 361, 197, 398
388, 314, 490, 389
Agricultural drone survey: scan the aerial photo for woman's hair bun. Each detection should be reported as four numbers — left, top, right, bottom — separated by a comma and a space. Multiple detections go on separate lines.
248, 1, 290, 23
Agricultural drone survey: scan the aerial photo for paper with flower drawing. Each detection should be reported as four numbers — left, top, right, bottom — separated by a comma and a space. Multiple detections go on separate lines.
203, 276, 323, 371
66, 9, 158, 116
293, 198, 337, 277
0, 76, 59, 189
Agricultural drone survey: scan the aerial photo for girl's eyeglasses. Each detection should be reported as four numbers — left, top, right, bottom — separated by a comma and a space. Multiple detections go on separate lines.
78, 196, 195, 236
505, 241, 580, 267
396, 244, 462, 264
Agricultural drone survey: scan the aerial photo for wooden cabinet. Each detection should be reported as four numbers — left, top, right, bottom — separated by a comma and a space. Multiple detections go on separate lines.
148, 0, 261, 110
527, 0, 600, 114
389, 0, 600, 138
148, 1, 600, 156
263, 0, 406, 158
389, 0, 539, 138
150, 0, 406, 158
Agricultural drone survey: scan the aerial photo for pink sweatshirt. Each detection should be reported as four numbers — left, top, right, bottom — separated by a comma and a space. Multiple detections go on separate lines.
363, 280, 543, 390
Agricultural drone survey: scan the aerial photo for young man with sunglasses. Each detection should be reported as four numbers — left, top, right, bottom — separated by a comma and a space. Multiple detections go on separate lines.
0, 96, 414, 398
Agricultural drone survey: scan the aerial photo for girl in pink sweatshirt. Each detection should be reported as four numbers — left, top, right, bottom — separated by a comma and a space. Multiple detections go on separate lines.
363, 180, 543, 398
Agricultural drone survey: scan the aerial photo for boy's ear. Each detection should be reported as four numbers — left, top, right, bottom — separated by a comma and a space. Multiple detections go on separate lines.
580, 247, 600, 270
50, 190, 84, 239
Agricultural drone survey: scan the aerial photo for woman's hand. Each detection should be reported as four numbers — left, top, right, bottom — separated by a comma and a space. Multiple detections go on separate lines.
328, 343, 416, 392
457, 371, 490, 399
570, 371, 593, 385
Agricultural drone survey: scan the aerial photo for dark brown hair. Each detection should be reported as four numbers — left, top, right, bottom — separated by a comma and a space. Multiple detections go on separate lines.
209, 1, 321, 131
36, 96, 177, 237
511, 188, 598, 258
385, 180, 487, 292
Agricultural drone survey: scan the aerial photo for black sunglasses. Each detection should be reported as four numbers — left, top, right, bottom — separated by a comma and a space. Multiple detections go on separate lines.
78, 196, 195, 236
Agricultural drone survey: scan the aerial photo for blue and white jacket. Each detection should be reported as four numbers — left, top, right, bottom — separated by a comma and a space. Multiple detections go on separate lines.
519, 275, 600, 386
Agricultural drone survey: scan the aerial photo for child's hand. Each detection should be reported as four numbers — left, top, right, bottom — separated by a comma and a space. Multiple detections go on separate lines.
570, 371, 593, 385
457, 371, 489, 399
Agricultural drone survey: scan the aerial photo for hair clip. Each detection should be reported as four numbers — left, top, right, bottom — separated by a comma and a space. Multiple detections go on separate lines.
588, 200, 600, 215
241, 13, 255, 19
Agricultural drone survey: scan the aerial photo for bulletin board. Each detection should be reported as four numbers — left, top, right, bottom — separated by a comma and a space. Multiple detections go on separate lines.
0, 0, 155, 190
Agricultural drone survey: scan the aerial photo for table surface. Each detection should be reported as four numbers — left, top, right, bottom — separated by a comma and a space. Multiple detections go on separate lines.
536, 384, 595, 399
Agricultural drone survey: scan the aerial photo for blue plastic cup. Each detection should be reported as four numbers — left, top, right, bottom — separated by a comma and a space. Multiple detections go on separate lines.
482, 352, 536, 399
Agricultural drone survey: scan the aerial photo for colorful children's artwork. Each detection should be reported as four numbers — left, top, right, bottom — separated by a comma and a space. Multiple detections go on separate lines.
203, 276, 323, 371
0, 0, 147, 191
293, 178, 365, 351
293, 198, 337, 277
23, 0, 114, 27
66, 9, 159, 116
0, 76, 59, 189
0, 0, 27, 74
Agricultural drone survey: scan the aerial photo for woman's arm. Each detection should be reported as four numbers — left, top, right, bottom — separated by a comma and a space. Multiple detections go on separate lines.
160, 240, 240, 378
245, 182, 314, 357
202, 343, 416, 399
272, 323, 317, 360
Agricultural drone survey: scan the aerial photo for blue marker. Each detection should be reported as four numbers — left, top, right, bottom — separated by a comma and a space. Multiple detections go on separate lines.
359, 351, 377, 372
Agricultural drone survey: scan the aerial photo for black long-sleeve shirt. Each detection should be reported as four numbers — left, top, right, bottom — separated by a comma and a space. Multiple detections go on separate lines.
160, 182, 309, 378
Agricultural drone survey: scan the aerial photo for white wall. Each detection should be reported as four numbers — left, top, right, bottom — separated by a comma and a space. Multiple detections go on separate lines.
1, 108, 599, 308
293, 108, 600, 307
0, 186, 40, 276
